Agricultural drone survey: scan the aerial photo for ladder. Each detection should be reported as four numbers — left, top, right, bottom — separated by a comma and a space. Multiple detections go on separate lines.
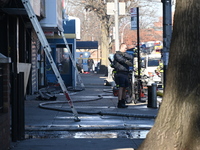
61, 31, 85, 89
21, 0, 80, 122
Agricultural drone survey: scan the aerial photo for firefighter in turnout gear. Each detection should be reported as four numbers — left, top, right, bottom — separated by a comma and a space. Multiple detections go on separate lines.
112, 43, 133, 108
156, 60, 164, 84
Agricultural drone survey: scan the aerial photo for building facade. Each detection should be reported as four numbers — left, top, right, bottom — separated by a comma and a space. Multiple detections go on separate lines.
0, 0, 64, 149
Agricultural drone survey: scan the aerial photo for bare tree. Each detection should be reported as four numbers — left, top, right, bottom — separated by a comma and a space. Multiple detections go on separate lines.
83, 0, 112, 73
139, 3, 160, 29
138, 0, 200, 149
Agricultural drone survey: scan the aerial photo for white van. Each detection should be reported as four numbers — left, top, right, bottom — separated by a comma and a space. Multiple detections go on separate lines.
142, 54, 161, 83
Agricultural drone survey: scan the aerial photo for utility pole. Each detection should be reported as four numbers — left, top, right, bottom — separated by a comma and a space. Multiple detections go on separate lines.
162, 0, 172, 87
114, 0, 119, 51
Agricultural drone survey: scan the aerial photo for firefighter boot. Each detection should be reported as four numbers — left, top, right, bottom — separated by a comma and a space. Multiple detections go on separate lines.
117, 100, 128, 108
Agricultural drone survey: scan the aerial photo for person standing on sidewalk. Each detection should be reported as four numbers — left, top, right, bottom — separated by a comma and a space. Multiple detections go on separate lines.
87, 56, 94, 72
113, 43, 133, 108
77, 54, 84, 73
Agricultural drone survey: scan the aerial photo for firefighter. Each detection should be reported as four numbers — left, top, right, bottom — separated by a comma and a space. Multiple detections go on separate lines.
156, 60, 164, 84
112, 43, 133, 108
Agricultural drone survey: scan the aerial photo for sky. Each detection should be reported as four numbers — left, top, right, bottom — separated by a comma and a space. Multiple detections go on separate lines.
155, 1, 176, 17
139, 0, 176, 17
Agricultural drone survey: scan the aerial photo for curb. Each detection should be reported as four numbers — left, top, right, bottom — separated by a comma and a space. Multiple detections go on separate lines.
25, 125, 152, 131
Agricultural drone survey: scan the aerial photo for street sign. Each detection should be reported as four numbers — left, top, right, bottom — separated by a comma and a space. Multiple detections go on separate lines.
131, 16, 137, 30
107, 2, 126, 15
130, 8, 137, 30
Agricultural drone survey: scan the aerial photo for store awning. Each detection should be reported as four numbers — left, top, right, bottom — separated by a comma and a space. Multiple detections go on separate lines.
76, 41, 98, 49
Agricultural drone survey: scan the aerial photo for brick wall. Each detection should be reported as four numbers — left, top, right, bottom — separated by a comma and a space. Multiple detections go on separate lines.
0, 64, 11, 150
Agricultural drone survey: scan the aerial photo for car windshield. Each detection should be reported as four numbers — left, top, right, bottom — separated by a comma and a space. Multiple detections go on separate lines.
148, 59, 159, 67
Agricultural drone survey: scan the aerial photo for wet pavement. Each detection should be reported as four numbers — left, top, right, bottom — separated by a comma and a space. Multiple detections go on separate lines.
11, 73, 160, 150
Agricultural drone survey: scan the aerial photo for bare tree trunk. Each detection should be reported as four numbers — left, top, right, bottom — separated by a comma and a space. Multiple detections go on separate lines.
99, 22, 110, 74
138, 0, 200, 149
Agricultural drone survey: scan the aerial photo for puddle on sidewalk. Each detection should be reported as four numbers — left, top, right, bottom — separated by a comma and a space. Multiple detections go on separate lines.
25, 130, 149, 139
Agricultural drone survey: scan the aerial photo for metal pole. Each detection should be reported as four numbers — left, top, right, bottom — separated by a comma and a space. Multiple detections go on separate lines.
115, 0, 119, 50
11, 17, 18, 142
17, 72, 25, 140
162, 0, 172, 87
136, 7, 141, 101
11, 73, 18, 142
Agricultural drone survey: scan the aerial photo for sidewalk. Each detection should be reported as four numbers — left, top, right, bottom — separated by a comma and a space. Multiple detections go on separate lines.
11, 73, 159, 150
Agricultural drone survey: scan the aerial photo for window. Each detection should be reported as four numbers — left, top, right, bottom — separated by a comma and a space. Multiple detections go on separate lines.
148, 59, 159, 67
